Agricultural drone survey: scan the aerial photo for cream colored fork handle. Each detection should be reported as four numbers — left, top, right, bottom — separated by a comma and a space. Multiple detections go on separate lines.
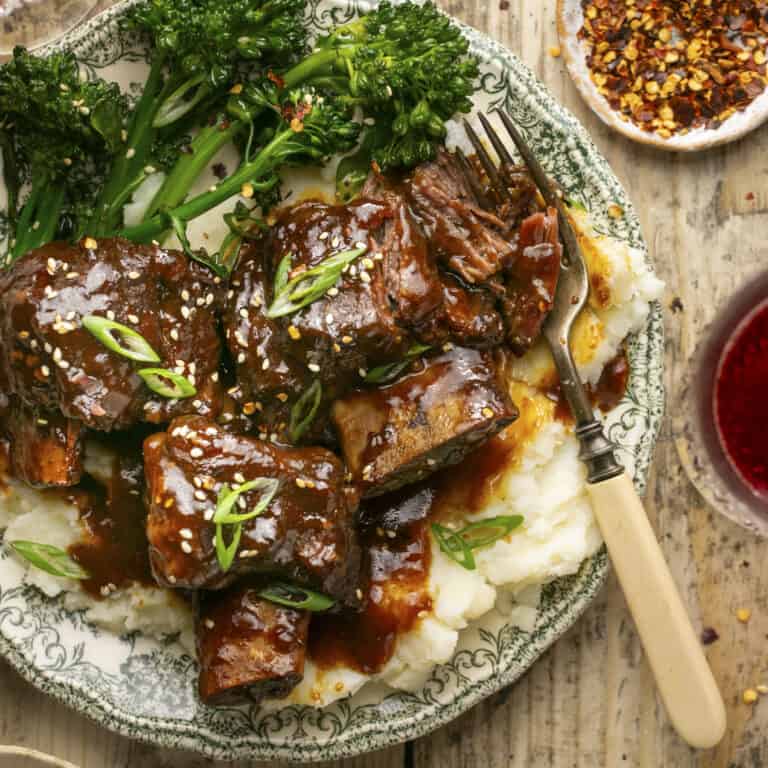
587, 472, 726, 749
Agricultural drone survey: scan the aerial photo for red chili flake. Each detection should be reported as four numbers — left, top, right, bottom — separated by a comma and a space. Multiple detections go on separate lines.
746, 191, 755, 200
500, 0, 510, 8
700, 627, 720, 645
267, 70, 285, 89
578, 0, 768, 139
211, 163, 227, 180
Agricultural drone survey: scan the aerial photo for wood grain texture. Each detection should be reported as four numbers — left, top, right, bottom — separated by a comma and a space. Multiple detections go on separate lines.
2, 0, 768, 766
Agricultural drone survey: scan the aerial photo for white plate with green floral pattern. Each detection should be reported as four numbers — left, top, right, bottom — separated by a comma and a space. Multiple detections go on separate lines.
0, 0, 664, 760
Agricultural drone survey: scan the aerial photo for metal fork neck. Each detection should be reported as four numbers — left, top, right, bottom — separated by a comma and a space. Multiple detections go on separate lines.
575, 420, 624, 484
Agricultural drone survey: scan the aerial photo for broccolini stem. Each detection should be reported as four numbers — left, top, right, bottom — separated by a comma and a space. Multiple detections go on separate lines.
89, 54, 168, 236
12, 181, 64, 260
120, 128, 295, 243
142, 46, 348, 223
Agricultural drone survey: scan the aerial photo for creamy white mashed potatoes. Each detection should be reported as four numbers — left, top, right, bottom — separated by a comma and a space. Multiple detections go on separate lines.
0, 156, 663, 707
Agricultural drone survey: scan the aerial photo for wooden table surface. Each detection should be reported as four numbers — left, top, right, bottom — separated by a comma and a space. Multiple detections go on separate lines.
2, 1, 768, 766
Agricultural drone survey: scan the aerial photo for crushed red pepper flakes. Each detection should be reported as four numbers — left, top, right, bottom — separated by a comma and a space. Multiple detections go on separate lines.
578, 1, 768, 138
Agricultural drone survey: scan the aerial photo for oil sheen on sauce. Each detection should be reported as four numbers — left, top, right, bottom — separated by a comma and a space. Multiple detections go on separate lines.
714, 301, 768, 495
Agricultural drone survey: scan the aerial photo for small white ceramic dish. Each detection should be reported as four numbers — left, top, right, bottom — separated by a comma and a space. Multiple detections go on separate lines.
557, 0, 768, 152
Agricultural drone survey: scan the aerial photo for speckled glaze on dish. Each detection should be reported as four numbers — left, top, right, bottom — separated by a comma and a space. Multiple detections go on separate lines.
0, 0, 665, 760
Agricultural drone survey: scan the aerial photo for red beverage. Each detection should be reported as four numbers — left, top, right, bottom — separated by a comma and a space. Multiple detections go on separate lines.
714, 301, 768, 496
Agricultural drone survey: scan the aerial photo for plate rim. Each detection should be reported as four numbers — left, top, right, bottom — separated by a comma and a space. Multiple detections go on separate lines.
0, 0, 666, 760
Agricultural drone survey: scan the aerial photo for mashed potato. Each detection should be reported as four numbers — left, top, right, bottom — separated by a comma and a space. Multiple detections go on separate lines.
0, 159, 663, 708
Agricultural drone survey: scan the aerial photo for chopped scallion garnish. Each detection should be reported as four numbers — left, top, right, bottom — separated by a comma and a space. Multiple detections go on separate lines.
431, 515, 525, 570
213, 478, 280, 525
9, 540, 90, 580
258, 581, 334, 612
273, 253, 292, 295
82, 315, 160, 363
289, 379, 322, 442
266, 246, 366, 318
213, 478, 280, 572
364, 343, 431, 385
137, 367, 197, 399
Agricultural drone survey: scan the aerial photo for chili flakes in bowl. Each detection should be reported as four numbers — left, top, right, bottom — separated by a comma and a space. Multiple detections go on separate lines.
577, 0, 768, 138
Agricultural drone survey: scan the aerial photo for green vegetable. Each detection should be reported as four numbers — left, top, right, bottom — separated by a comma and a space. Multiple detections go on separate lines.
9, 541, 89, 580
82, 315, 161, 363
128, 1, 478, 237
273, 253, 292, 295
214, 520, 241, 573
87, 0, 308, 236
213, 478, 279, 572
137, 367, 197, 398
431, 515, 525, 571
258, 582, 334, 612
289, 379, 322, 442
265, 246, 366, 318
364, 343, 431, 385
213, 478, 280, 525
0, 46, 126, 263
119, 89, 361, 246
431, 523, 476, 570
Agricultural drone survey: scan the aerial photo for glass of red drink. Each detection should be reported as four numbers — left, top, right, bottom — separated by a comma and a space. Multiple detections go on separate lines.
675, 272, 768, 536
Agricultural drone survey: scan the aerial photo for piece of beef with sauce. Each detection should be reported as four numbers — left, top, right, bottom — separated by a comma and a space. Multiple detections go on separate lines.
197, 580, 310, 705
224, 196, 443, 437
143, 416, 361, 604
501, 207, 562, 355
0, 237, 228, 437
2, 398, 84, 487
332, 346, 518, 497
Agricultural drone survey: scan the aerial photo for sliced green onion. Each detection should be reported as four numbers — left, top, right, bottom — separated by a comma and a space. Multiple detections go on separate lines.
82, 315, 160, 363
566, 197, 587, 213
137, 368, 197, 399
431, 515, 525, 571
431, 523, 476, 570
457, 515, 524, 549
213, 478, 280, 525
9, 540, 89, 580
365, 343, 431, 385
289, 379, 322, 443
266, 247, 366, 318
273, 253, 292, 295
258, 581, 335, 612
214, 521, 242, 573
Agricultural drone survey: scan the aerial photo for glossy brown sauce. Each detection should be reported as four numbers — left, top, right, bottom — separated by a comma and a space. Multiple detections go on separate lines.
67, 436, 153, 598
547, 348, 630, 424
309, 490, 432, 674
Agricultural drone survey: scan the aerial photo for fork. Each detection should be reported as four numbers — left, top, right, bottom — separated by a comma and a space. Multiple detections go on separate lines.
461, 111, 726, 750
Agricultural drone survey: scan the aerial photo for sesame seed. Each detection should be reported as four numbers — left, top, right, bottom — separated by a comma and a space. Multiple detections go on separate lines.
209, 185, 217, 193
128, 271, 140, 280
360, 271, 371, 283
355, 588, 364, 600
44, 342, 53, 354
355, 241, 366, 250
442, 342, 454, 352
181, 306, 191, 319
331, 236, 341, 248
66, 311, 76, 321
308, 363, 320, 373
319, 232, 329, 241
234, 472, 246, 484
237, 352, 246, 364
180, 528, 193, 539
358, 368, 367, 378
194, 490, 207, 501
46, 257, 57, 274
36, 418, 48, 426
261, 358, 270, 370
144, 165, 156, 175
57, 360, 70, 370
373, 252, 384, 261
106, 310, 115, 321
170, 329, 179, 341
211, 372, 219, 382
168, 575, 177, 584
52, 347, 62, 362
203, 508, 215, 521
204, 619, 215, 629
325, 313, 334, 324
126, 148, 136, 159
180, 541, 192, 554
193, 400, 203, 410
328, 287, 339, 297
190, 447, 203, 458
362, 257, 374, 269
127, 314, 139, 325
66, 271, 79, 280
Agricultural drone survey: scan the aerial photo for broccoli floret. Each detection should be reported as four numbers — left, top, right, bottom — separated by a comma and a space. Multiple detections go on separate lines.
0, 46, 126, 263
142, 1, 478, 222
89, 0, 308, 236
